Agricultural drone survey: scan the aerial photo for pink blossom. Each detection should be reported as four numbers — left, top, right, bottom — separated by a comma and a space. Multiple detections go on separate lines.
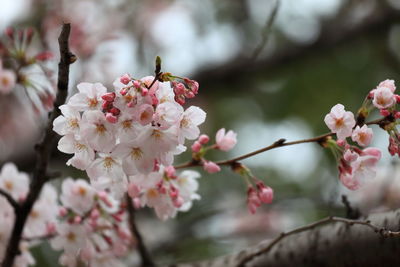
372, 86, 396, 109
198, 134, 210, 144
120, 74, 131, 85
339, 147, 381, 190
351, 125, 373, 146
191, 141, 202, 152
378, 79, 396, 92
215, 128, 237, 151
324, 104, 355, 140
203, 161, 221, 173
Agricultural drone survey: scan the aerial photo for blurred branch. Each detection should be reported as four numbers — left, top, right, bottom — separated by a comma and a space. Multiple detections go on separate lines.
251, 0, 280, 60
0, 189, 19, 211
194, 3, 400, 85
127, 196, 156, 267
176, 210, 400, 267
2, 23, 75, 267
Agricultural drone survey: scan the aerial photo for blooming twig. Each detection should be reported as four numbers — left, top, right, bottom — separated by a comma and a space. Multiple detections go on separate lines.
175, 117, 387, 171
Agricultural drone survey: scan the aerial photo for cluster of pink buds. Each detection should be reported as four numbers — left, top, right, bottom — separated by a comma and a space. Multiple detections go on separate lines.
247, 182, 274, 214
101, 92, 121, 123
191, 129, 238, 174
171, 77, 199, 105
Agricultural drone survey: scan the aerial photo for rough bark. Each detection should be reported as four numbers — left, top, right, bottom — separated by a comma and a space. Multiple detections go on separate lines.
176, 210, 400, 267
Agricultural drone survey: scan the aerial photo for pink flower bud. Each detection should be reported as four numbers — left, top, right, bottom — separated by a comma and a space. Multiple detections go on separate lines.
173, 196, 184, 208
141, 87, 148, 96
74, 215, 82, 224
46, 222, 56, 235
257, 183, 274, 204
247, 187, 261, 214
368, 89, 375, 99
185, 90, 195, 99
151, 94, 159, 105
173, 82, 185, 95
133, 80, 141, 89
102, 101, 113, 110
101, 92, 116, 102
396, 94, 400, 103
165, 166, 176, 178
395, 111, 400, 119
169, 186, 179, 199
59, 207, 68, 217
336, 139, 345, 147
106, 113, 117, 123
110, 107, 120, 116
90, 208, 100, 220
198, 134, 210, 144
380, 109, 391, 117
191, 141, 202, 152
120, 88, 128, 96
203, 161, 221, 173
120, 74, 131, 85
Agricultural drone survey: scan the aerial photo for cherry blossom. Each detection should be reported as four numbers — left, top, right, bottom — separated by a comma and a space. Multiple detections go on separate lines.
215, 128, 237, 151
352, 125, 373, 147
324, 104, 355, 140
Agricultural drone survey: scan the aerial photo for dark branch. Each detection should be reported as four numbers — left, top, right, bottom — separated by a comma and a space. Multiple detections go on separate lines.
0, 189, 19, 211
1, 23, 75, 267
127, 196, 156, 267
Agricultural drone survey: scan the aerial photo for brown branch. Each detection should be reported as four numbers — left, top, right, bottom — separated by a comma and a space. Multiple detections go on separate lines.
0, 189, 19, 211
236, 216, 400, 267
175, 116, 386, 170
127, 196, 156, 267
1, 23, 75, 267
175, 210, 400, 266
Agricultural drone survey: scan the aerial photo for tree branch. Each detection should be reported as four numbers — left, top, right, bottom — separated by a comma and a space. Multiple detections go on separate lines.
1, 23, 75, 267
0, 189, 19, 211
175, 117, 386, 170
127, 196, 156, 267
176, 209, 400, 267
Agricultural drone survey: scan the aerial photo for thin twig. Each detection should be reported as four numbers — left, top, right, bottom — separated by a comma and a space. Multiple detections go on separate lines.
237, 216, 400, 267
251, 0, 280, 60
0, 188, 19, 211
174, 117, 386, 170
1, 23, 75, 267
127, 195, 156, 267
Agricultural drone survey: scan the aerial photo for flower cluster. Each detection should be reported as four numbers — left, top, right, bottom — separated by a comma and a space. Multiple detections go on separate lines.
51, 178, 132, 266
0, 163, 59, 267
0, 163, 134, 267
322, 79, 400, 190
54, 74, 206, 219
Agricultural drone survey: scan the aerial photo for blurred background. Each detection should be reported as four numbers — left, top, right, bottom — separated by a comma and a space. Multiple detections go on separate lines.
2, 0, 400, 265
